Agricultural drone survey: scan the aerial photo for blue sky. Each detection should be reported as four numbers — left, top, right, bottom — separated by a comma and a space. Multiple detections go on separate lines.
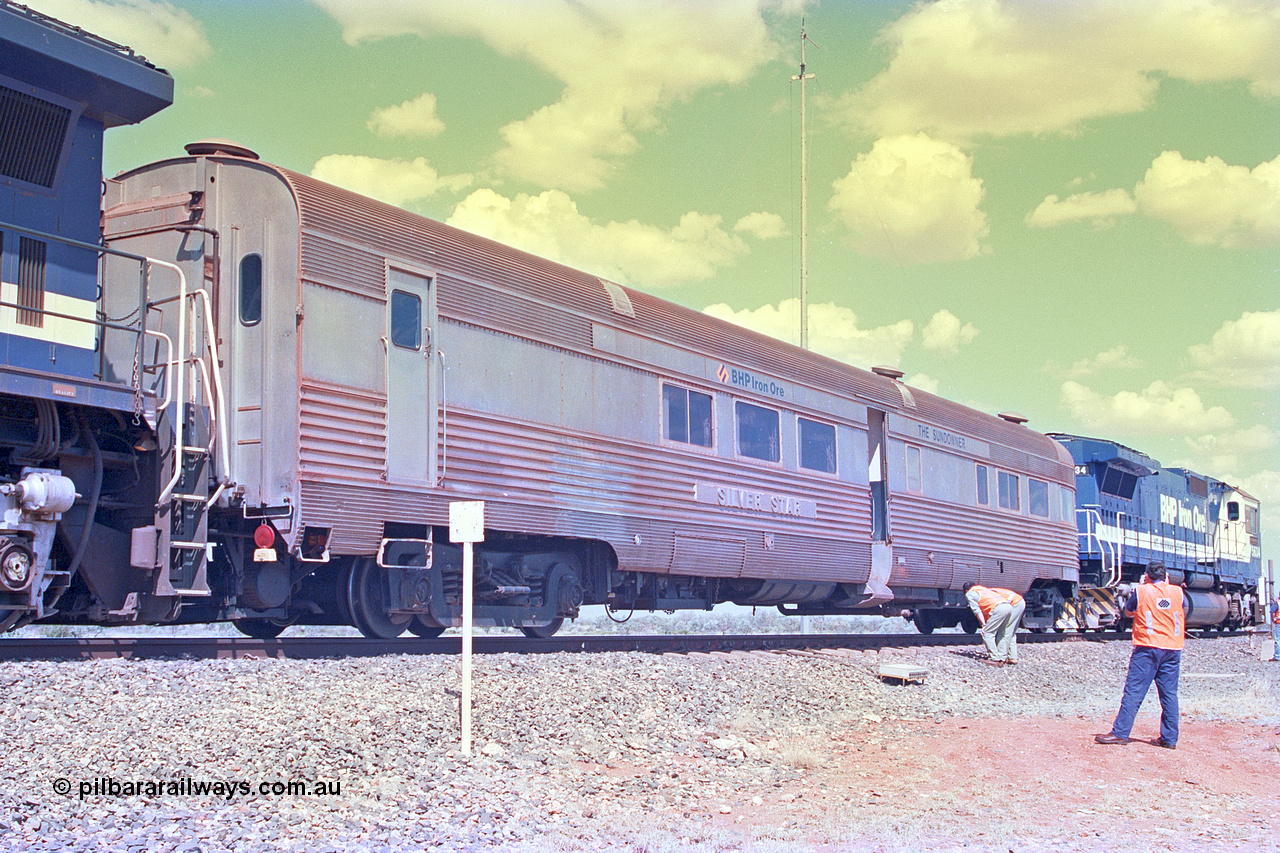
30, 0, 1280, 562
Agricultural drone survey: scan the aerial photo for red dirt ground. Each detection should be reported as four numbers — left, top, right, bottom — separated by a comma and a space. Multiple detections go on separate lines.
709, 714, 1280, 852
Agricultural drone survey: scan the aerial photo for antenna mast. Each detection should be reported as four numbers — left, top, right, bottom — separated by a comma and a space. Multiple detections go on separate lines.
793, 20, 817, 349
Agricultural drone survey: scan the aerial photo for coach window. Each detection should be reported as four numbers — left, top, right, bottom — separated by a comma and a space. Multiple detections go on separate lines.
976, 464, 989, 506
238, 254, 262, 326
662, 383, 713, 447
905, 445, 922, 492
736, 401, 780, 462
798, 417, 836, 474
390, 289, 421, 349
1029, 478, 1049, 517
998, 470, 1020, 511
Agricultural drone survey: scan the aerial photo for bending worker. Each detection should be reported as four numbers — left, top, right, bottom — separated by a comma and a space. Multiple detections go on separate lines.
1095, 561, 1184, 748
962, 582, 1025, 666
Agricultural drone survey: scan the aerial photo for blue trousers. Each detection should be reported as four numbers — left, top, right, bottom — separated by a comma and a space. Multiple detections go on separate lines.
1110, 646, 1180, 744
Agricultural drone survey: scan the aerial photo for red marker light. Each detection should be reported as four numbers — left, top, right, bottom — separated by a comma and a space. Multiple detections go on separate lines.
253, 524, 275, 549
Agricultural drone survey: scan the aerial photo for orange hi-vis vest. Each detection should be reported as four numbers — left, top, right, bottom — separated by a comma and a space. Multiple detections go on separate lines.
974, 586, 1024, 620
1130, 581, 1184, 650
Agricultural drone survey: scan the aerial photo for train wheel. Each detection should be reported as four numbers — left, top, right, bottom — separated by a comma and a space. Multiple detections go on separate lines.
232, 618, 288, 639
960, 612, 980, 634
408, 615, 446, 638
520, 618, 563, 638
913, 610, 935, 635
346, 557, 410, 640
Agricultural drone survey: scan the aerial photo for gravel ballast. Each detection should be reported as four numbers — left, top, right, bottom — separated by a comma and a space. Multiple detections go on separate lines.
1, 633, 1276, 852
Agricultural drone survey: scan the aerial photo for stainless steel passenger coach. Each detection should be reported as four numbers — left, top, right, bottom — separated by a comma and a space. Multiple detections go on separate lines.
71, 141, 1078, 638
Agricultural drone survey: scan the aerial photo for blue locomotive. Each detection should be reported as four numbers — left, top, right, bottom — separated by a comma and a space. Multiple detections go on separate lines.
1, 2, 173, 631
1050, 434, 1263, 630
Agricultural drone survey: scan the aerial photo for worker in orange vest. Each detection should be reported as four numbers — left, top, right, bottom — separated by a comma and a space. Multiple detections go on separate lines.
1095, 562, 1184, 748
962, 582, 1026, 666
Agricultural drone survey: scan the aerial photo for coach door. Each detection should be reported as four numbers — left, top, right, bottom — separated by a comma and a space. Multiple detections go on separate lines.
384, 266, 436, 486
864, 409, 893, 601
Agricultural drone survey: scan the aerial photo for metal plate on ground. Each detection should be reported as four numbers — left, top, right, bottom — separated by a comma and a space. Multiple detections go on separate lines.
878, 663, 929, 684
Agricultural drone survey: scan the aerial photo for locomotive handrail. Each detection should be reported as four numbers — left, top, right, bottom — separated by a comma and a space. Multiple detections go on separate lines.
0, 220, 195, 446
143, 328, 174, 412
148, 287, 232, 490
145, 261, 191, 507
1076, 507, 1119, 586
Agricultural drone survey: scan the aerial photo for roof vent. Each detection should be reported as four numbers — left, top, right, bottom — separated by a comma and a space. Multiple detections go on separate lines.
600, 279, 635, 318
871, 365, 904, 380
184, 139, 259, 160
998, 412, 1029, 425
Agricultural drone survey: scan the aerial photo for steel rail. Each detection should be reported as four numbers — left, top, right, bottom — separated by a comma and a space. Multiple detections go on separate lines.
0, 630, 1164, 662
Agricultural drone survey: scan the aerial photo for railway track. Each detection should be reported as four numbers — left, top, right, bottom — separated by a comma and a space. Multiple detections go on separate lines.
0, 629, 1151, 661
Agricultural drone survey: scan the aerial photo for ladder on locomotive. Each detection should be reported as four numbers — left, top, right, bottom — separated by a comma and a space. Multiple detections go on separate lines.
146, 274, 231, 598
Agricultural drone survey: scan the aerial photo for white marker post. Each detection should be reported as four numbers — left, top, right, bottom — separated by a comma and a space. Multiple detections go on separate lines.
449, 500, 485, 756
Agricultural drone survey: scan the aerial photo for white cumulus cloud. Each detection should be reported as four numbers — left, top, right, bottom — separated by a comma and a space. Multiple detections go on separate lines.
828, 134, 989, 264
1181, 427, 1278, 486
312, 0, 782, 190
921, 309, 978, 354
1060, 380, 1236, 437
367, 93, 446, 138
1134, 151, 1280, 249
733, 212, 787, 240
1025, 189, 1138, 229
702, 298, 915, 369
1062, 346, 1142, 380
446, 188, 748, 287
310, 155, 472, 206
26, 0, 211, 69
842, 0, 1280, 141
1188, 310, 1280, 389
905, 373, 941, 394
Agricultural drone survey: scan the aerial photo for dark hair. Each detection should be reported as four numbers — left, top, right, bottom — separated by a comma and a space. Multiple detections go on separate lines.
1145, 562, 1166, 582
962, 581, 975, 592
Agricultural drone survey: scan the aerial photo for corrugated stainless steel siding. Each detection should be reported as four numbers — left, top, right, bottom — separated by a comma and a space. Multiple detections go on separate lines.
887, 493, 1077, 591
298, 381, 386, 484
300, 230, 383, 297
437, 274, 593, 350
298, 402, 870, 582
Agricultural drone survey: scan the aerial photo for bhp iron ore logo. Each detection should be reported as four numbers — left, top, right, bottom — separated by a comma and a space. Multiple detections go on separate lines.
716, 363, 786, 399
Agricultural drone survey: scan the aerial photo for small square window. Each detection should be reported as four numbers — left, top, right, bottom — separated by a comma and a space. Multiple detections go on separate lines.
390, 289, 421, 350
662, 384, 713, 447
1029, 478, 1049, 517
998, 471, 1020, 511
736, 401, 779, 462
798, 418, 836, 473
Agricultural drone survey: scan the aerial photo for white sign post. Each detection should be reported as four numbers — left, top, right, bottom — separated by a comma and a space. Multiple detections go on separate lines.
449, 500, 485, 756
